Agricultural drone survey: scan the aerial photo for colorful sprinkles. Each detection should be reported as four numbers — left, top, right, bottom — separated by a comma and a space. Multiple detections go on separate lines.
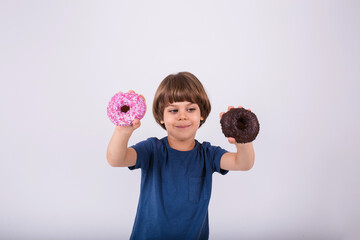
107, 92, 146, 126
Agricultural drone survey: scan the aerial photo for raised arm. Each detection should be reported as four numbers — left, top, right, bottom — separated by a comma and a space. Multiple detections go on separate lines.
219, 106, 255, 171
220, 142, 255, 171
106, 119, 140, 167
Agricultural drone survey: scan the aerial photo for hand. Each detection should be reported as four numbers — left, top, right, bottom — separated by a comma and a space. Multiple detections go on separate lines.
219, 106, 251, 144
115, 118, 141, 134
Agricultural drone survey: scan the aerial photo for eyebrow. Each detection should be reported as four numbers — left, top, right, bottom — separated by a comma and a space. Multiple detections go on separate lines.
167, 102, 195, 107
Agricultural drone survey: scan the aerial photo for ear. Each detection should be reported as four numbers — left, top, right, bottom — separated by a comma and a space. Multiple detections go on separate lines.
200, 117, 204, 121
160, 120, 164, 124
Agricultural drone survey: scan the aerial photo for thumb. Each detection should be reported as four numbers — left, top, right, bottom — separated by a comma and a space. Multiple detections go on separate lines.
132, 119, 141, 129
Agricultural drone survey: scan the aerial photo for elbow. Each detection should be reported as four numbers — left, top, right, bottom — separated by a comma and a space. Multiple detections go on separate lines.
244, 153, 255, 171
106, 157, 116, 167
238, 165, 252, 171
106, 152, 120, 167
107, 158, 123, 167
107, 154, 127, 167
246, 157, 255, 171
239, 157, 255, 171
242, 165, 253, 171
107, 159, 117, 167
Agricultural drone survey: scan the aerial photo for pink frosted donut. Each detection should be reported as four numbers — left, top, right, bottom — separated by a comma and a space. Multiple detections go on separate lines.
107, 92, 146, 126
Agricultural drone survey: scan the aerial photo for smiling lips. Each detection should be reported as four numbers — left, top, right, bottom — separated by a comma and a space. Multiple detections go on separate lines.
175, 125, 191, 129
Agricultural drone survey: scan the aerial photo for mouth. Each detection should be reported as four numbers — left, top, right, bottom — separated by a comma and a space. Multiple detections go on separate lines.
175, 125, 191, 129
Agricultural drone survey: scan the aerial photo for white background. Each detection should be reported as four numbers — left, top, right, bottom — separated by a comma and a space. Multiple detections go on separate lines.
1, 0, 359, 239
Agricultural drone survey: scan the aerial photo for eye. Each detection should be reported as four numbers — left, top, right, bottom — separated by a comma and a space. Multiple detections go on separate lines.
188, 108, 196, 112
169, 109, 178, 113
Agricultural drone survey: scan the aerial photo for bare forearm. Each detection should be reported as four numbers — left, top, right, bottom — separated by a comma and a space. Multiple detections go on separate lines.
235, 142, 255, 170
106, 127, 133, 166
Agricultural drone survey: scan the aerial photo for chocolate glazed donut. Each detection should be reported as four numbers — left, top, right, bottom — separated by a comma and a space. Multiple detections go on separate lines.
220, 108, 260, 143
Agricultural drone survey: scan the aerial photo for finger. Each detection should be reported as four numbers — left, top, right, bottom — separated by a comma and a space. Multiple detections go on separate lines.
228, 106, 234, 111
129, 90, 135, 93
219, 112, 225, 119
248, 108, 251, 112
133, 118, 140, 125
139, 94, 146, 102
118, 91, 123, 94
227, 137, 236, 144
132, 119, 141, 128
238, 106, 243, 109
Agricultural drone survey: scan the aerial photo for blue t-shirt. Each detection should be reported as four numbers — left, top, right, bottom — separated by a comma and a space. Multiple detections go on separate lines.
128, 137, 228, 240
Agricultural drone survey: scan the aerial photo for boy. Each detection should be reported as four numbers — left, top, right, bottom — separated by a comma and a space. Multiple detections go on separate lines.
106, 72, 255, 239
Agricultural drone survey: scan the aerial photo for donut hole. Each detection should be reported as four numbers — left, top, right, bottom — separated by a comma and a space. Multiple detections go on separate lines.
237, 118, 246, 130
120, 105, 130, 113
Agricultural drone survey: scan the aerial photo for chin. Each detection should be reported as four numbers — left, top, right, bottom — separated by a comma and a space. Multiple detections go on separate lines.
169, 132, 196, 142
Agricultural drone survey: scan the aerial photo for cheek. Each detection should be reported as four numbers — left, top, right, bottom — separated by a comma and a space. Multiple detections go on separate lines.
163, 116, 173, 126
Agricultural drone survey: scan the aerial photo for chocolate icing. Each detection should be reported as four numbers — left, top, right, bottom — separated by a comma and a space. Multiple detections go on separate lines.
220, 108, 260, 143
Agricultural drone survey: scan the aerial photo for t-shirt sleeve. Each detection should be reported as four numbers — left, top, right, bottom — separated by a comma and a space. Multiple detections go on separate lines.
128, 138, 154, 171
208, 144, 229, 175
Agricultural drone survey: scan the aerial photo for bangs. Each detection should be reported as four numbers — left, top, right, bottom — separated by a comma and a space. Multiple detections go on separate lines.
153, 71, 211, 130
161, 75, 199, 106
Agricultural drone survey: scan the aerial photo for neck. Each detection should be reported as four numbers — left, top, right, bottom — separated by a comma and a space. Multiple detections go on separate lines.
167, 136, 196, 151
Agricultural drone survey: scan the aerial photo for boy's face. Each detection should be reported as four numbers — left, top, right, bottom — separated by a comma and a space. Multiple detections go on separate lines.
162, 101, 204, 143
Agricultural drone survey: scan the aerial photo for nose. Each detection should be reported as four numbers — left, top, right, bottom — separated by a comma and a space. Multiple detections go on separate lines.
178, 110, 188, 120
